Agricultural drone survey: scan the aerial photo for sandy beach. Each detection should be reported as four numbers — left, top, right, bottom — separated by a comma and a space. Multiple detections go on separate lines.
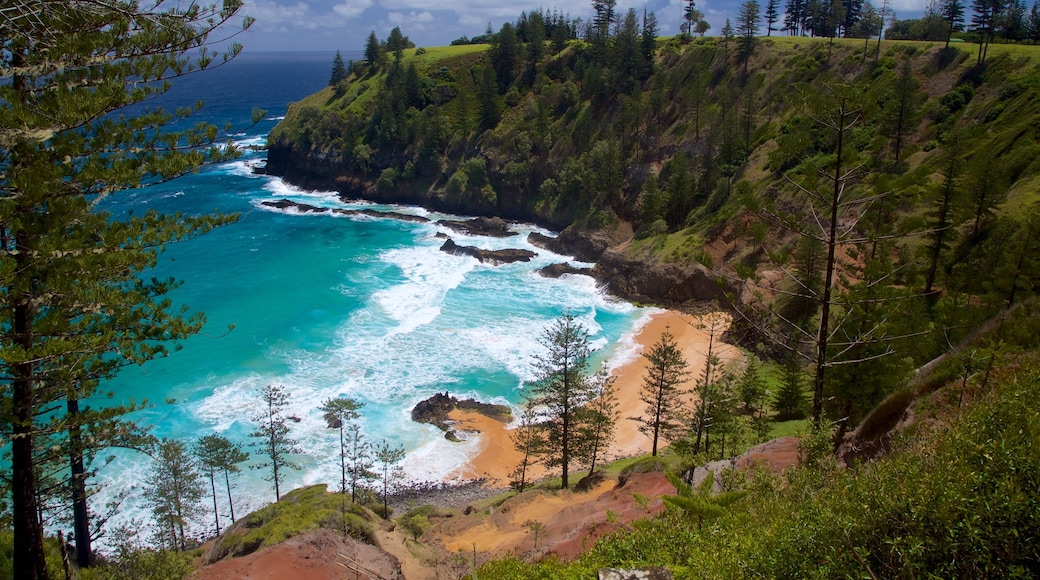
448, 309, 741, 486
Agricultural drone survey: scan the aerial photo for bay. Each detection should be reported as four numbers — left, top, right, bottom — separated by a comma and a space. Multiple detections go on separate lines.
91, 51, 651, 541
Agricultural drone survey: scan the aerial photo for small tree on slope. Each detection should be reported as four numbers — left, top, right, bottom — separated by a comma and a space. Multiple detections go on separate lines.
250, 384, 302, 501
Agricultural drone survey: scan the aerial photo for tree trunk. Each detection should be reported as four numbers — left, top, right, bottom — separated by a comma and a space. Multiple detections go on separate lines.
68, 397, 94, 568
339, 426, 347, 494
10, 59, 50, 580
209, 470, 221, 536
224, 470, 237, 522
813, 97, 849, 426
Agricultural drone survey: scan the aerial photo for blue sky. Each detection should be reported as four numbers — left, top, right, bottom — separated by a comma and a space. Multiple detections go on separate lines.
239, 0, 930, 52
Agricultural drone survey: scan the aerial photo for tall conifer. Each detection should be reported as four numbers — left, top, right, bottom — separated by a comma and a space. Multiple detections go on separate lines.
0, 2, 252, 576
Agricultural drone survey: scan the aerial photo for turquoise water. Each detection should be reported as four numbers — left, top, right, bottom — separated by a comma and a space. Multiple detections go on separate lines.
92, 52, 651, 538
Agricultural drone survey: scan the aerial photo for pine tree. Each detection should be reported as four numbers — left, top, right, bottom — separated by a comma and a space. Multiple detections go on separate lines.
924, 133, 967, 296
592, 0, 619, 37
0, 2, 251, 576
766, 0, 783, 34
738, 357, 768, 414
373, 439, 405, 519
635, 331, 691, 456
688, 313, 729, 454
578, 375, 620, 476
320, 396, 364, 495
721, 18, 736, 61
774, 356, 808, 420
524, 314, 599, 489
364, 30, 384, 73
883, 58, 925, 164
941, 0, 967, 47
786, 0, 807, 34
249, 384, 303, 501
642, 9, 660, 71
970, 0, 1001, 64
329, 50, 348, 86
683, 0, 705, 38
736, 80, 926, 427
737, 0, 763, 70
145, 439, 205, 551
509, 407, 545, 493
195, 435, 248, 536
1029, 0, 1040, 43
344, 423, 377, 503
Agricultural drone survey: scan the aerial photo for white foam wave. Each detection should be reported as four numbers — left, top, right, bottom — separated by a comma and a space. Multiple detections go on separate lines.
233, 135, 267, 149
601, 308, 666, 375
373, 245, 474, 335
260, 178, 340, 203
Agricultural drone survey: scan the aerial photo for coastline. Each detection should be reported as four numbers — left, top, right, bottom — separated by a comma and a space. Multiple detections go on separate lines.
447, 309, 742, 487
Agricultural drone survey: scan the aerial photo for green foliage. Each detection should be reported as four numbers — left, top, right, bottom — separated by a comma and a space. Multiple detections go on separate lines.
144, 439, 206, 551
662, 471, 748, 529
1, 1, 252, 572
398, 511, 432, 541
773, 357, 807, 420
478, 351, 1040, 578
249, 384, 303, 501
523, 314, 600, 489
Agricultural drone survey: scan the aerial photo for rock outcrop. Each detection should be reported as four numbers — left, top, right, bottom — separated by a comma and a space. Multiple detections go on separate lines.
439, 238, 536, 264
537, 262, 593, 278
411, 392, 511, 440
593, 248, 730, 306
436, 216, 516, 238
260, 199, 430, 223
527, 227, 612, 262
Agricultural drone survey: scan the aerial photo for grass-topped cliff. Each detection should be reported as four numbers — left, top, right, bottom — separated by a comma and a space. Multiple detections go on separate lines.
268, 33, 1040, 238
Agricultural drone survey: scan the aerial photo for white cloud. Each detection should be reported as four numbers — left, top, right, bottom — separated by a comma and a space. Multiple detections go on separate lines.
387, 10, 435, 25
333, 0, 374, 18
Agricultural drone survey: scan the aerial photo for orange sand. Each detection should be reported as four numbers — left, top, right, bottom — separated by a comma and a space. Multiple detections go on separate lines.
448, 310, 741, 486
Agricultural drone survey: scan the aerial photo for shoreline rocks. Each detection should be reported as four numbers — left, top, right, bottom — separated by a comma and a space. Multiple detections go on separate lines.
260, 199, 430, 223
411, 392, 511, 441
439, 238, 536, 264
436, 216, 516, 238
537, 262, 593, 279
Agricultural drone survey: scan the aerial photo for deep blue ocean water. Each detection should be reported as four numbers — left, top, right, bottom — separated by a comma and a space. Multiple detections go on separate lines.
92, 51, 652, 539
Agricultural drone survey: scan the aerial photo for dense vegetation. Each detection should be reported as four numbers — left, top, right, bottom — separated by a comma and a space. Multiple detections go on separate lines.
270, 17, 1040, 439
477, 344, 1040, 578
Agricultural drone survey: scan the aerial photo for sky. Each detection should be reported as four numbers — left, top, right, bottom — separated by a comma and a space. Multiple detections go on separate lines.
238, 0, 930, 52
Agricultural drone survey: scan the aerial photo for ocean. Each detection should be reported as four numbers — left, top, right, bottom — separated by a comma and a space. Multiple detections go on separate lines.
92, 51, 651, 540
